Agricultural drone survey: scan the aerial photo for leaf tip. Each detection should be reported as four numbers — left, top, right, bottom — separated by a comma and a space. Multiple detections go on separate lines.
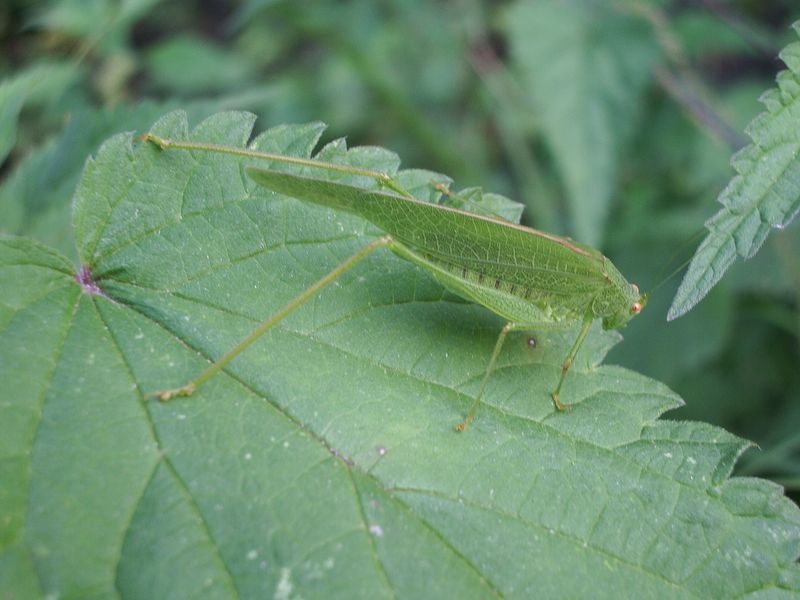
666, 303, 685, 322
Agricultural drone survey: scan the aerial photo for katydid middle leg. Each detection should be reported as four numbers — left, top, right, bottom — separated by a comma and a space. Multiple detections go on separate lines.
455, 321, 540, 432
550, 307, 595, 411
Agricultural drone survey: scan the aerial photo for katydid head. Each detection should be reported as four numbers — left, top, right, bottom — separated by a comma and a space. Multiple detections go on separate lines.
603, 282, 647, 330
631, 283, 648, 315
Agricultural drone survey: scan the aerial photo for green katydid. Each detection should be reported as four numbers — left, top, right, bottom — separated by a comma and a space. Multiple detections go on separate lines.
144, 133, 646, 431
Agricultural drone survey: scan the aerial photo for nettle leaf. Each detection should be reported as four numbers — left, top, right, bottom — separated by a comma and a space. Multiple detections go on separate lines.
669, 22, 800, 321
0, 93, 284, 260
0, 62, 80, 164
440, 186, 525, 224
505, 0, 660, 246
0, 102, 179, 259
2, 111, 799, 599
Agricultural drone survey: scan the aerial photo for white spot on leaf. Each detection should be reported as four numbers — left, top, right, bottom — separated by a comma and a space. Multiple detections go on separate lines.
274, 567, 294, 600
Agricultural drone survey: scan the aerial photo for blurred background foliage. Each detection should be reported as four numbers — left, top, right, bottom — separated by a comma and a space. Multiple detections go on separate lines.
1, 0, 798, 499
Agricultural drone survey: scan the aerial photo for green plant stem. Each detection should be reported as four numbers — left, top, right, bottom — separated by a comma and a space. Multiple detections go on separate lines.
620, 0, 747, 151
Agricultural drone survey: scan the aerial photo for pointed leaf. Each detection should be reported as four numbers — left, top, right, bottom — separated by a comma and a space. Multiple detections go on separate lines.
669, 22, 800, 320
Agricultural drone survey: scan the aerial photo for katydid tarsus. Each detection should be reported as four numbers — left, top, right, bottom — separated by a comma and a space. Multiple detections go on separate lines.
144, 133, 646, 431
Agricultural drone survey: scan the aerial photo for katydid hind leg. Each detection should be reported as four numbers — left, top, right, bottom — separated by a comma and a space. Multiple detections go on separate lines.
550, 308, 594, 411
455, 321, 536, 432
153, 235, 395, 401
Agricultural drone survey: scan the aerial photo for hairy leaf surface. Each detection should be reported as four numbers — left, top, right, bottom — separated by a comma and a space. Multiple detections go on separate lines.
1, 111, 798, 599
669, 22, 800, 320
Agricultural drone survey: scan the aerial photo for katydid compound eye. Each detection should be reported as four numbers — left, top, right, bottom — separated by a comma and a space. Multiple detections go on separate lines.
631, 302, 642, 314
631, 283, 640, 294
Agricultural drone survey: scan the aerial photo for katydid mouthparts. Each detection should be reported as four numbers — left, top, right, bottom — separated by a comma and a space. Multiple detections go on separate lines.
144, 134, 646, 431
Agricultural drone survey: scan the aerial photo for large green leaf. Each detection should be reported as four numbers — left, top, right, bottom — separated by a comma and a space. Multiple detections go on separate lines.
2, 111, 799, 598
669, 22, 800, 321
504, 0, 660, 246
